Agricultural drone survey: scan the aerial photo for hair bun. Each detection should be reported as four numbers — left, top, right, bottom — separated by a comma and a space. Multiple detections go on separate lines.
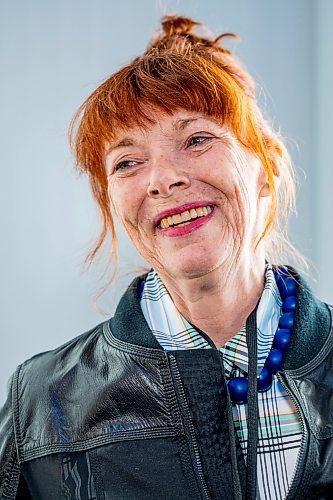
158, 15, 239, 53
161, 15, 200, 37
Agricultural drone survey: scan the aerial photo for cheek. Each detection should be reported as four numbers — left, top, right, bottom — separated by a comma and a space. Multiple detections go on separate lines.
108, 181, 148, 239
208, 159, 245, 212
207, 161, 255, 240
108, 180, 133, 219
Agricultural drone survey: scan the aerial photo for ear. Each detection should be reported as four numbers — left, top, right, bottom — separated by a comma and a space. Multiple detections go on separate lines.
259, 181, 270, 198
258, 162, 280, 198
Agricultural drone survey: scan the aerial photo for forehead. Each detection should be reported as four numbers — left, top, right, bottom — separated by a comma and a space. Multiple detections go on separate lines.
107, 109, 223, 150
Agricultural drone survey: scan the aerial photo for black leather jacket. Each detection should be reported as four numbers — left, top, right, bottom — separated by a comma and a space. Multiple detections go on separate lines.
1, 272, 333, 499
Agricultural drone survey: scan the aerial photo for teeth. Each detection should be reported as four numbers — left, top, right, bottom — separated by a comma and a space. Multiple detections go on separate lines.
159, 205, 213, 229
181, 210, 191, 222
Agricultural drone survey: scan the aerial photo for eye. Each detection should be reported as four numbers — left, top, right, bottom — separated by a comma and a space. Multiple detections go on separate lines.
114, 159, 140, 172
187, 135, 213, 148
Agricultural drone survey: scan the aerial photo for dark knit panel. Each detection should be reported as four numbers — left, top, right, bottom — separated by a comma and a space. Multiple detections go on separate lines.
172, 349, 246, 499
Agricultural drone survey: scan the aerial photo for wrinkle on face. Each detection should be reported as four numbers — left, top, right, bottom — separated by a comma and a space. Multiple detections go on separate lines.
106, 109, 270, 285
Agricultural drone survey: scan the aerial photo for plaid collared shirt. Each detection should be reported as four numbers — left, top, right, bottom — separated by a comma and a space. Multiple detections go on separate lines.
140, 264, 302, 500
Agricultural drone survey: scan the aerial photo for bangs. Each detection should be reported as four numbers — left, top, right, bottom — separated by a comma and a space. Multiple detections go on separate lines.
77, 51, 254, 152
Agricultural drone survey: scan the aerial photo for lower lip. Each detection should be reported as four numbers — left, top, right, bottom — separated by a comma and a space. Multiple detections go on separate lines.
157, 208, 215, 237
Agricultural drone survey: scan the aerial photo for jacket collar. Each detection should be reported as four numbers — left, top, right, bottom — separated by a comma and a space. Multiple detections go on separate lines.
109, 269, 332, 369
110, 276, 162, 350
284, 268, 332, 370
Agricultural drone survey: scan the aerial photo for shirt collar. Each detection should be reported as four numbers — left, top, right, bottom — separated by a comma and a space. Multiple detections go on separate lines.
140, 264, 282, 377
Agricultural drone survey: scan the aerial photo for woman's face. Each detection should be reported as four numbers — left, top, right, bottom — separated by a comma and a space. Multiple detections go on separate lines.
106, 109, 271, 281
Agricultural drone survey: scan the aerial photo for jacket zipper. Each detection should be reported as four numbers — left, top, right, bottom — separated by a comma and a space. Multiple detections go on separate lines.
169, 354, 211, 500
277, 371, 309, 500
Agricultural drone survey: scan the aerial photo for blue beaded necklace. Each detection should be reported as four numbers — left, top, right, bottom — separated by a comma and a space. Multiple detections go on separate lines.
228, 267, 297, 404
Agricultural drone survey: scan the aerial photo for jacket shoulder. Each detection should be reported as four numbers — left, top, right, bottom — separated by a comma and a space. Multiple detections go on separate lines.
19, 321, 107, 381
12, 321, 115, 459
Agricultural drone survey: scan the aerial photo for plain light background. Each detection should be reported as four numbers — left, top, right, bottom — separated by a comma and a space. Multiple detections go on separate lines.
1, 0, 332, 404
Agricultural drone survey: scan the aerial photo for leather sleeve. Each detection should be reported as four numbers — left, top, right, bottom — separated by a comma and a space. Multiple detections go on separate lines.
0, 370, 29, 499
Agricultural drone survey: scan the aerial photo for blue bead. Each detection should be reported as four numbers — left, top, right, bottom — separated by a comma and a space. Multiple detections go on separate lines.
282, 295, 296, 313
228, 377, 248, 404
279, 277, 297, 300
275, 273, 282, 283
279, 312, 294, 330
266, 349, 283, 374
274, 267, 289, 281
257, 367, 272, 392
274, 329, 291, 351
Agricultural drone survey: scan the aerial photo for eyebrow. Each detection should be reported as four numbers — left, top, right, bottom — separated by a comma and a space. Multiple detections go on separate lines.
106, 138, 134, 154
174, 118, 199, 130
107, 117, 204, 154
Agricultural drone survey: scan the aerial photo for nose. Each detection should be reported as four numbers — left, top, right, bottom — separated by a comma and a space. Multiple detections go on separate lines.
147, 158, 190, 198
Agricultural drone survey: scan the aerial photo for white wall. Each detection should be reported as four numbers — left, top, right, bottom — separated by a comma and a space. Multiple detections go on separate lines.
0, 0, 331, 403
314, 0, 333, 301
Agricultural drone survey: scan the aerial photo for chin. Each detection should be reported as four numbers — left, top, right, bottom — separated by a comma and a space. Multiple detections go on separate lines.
165, 253, 223, 280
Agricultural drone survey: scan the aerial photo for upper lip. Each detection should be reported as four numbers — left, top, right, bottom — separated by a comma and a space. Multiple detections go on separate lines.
154, 201, 215, 227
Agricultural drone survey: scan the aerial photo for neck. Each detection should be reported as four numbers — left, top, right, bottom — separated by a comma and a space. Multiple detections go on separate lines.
158, 252, 266, 349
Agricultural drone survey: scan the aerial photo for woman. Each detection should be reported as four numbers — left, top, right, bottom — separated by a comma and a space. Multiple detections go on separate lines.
1, 15, 332, 500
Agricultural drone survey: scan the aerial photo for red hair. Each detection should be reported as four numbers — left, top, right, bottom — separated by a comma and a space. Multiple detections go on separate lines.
70, 15, 301, 272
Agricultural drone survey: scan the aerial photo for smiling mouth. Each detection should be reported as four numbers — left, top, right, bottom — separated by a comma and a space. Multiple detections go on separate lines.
158, 205, 214, 229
